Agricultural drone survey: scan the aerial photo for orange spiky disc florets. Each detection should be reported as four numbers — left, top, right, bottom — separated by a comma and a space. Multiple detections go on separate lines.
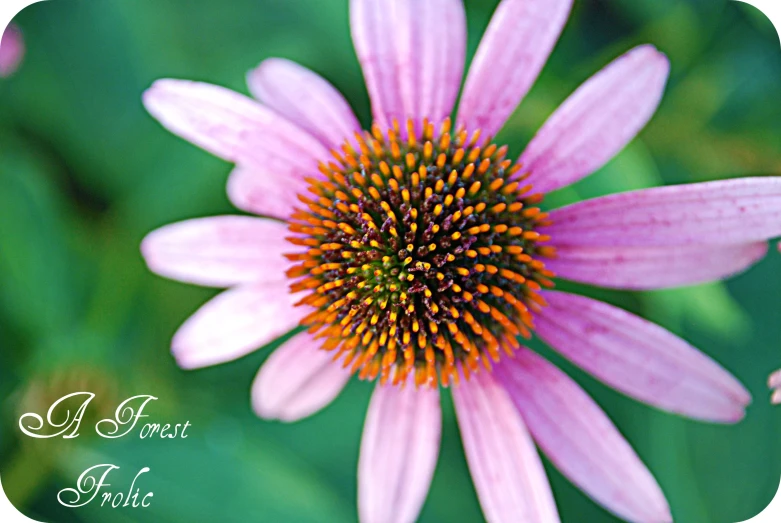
285, 118, 556, 388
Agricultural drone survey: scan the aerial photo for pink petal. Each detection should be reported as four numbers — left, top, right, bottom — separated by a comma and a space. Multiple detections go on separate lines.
251, 331, 351, 422
247, 58, 362, 150
226, 165, 307, 220
394, 0, 466, 131
350, 0, 404, 131
358, 378, 441, 523
545, 177, 781, 247
141, 216, 291, 287
171, 282, 306, 370
495, 348, 671, 523
520, 45, 669, 194
350, 0, 466, 131
0, 24, 24, 77
143, 79, 329, 173
457, 0, 572, 138
547, 242, 768, 290
535, 291, 751, 423
452, 371, 560, 523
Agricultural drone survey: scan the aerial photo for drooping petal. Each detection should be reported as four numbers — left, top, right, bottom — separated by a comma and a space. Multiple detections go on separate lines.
0, 24, 24, 77
141, 216, 291, 287
358, 377, 441, 523
457, 0, 573, 137
520, 45, 669, 194
171, 282, 306, 369
251, 331, 351, 422
547, 242, 768, 290
247, 58, 362, 150
545, 177, 781, 247
452, 371, 560, 523
143, 79, 329, 173
350, 0, 466, 131
226, 165, 307, 220
495, 348, 671, 523
535, 291, 751, 422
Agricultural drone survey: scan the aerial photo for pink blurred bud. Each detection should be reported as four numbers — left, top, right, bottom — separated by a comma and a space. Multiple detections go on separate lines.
0, 24, 24, 78
772, 390, 781, 406
770, 369, 781, 404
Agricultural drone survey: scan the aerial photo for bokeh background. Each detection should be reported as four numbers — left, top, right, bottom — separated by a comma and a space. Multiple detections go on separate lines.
1, 0, 780, 521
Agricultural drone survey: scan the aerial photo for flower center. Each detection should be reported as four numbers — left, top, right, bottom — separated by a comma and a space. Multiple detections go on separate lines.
285, 118, 555, 387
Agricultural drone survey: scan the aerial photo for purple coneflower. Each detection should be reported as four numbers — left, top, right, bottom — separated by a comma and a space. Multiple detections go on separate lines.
141, 1, 781, 521
0, 24, 23, 77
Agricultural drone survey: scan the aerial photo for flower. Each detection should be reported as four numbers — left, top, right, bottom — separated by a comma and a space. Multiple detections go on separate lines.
770, 370, 781, 404
140, 0, 781, 521
0, 24, 24, 78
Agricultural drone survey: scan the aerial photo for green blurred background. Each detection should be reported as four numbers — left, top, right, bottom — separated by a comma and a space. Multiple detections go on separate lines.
1, 0, 780, 521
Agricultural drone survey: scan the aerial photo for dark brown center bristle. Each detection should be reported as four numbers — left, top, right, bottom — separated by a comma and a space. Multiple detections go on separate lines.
285, 118, 556, 388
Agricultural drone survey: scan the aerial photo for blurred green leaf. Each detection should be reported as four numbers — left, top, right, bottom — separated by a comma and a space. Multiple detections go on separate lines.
0, 131, 83, 338
62, 430, 354, 523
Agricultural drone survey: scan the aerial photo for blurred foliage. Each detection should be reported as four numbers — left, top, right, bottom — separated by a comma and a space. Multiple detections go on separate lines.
1, 0, 780, 521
